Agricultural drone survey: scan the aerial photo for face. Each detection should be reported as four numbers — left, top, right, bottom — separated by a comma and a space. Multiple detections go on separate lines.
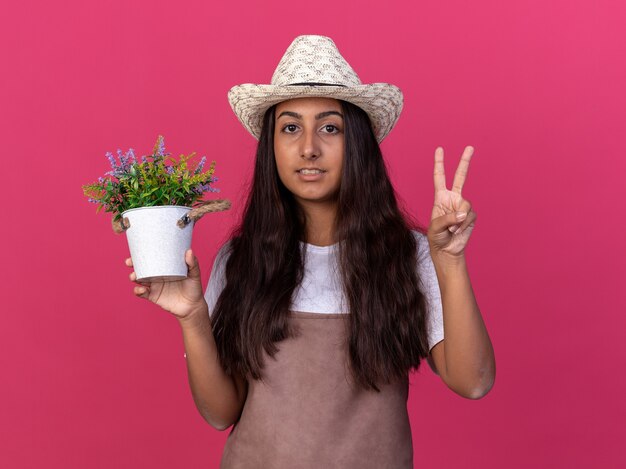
274, 97, 345, 208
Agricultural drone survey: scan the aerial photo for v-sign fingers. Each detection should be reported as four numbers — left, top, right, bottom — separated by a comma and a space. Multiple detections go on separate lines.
451, 146, 474, 194
433, 147, 447, 192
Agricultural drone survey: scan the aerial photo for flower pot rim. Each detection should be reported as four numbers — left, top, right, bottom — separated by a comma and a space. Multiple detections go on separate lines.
122, 205, 192, 216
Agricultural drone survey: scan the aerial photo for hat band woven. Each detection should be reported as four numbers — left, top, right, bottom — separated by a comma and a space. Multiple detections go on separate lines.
286, 82, 348, 87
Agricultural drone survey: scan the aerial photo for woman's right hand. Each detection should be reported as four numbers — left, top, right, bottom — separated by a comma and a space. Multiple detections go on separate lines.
125, 249, 207, 320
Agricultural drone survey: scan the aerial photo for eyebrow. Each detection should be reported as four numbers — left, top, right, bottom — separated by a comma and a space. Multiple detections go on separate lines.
276, 110, 344, 120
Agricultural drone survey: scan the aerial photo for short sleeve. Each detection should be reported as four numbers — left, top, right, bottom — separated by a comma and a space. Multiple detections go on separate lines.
413, 231, 444, 352
204, 241, 232, 318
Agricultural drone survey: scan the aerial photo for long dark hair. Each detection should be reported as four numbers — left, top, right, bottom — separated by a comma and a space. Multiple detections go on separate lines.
211, 99, 430, 392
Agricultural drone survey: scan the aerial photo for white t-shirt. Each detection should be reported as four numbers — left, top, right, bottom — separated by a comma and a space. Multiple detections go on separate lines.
204, 230, 444, 351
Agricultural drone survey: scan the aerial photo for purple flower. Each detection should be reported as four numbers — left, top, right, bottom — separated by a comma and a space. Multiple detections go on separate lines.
166, 166, 175, 174
122, 149, 135, 170
193, 180, 220, 194
194, 156, 206, 174
106, 151, 118, 171
105, 148, 137, 177
154, 135, 170, 157
117, 149, 126, 168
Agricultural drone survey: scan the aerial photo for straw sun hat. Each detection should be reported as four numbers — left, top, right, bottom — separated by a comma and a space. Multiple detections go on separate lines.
227, 35, 404, 144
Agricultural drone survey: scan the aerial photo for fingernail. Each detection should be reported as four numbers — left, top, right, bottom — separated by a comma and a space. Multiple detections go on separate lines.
456, 212, 467, 220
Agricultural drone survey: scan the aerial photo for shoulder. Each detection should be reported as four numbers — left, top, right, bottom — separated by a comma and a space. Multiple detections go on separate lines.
216, 238, 233, 261
409, 229, 430, 262
205, 239, 235, 315
210, 239, 234, 269
410, 229, 427, 241
207, 239, 235, 283
408, 228, 427, 243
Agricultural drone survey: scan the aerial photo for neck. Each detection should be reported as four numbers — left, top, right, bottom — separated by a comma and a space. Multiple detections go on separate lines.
297, 200, 338, 246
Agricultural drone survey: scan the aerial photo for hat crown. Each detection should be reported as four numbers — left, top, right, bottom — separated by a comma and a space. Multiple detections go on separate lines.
270, 35, 362, 87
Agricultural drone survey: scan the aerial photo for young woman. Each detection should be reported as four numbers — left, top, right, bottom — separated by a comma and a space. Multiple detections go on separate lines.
125, 35, 495, 468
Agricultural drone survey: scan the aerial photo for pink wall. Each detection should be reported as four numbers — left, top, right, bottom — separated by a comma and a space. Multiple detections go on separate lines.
1, 1, 624, 467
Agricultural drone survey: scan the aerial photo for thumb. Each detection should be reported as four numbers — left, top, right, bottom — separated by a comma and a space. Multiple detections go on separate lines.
430, 211, 467, 234
185, 249, 201, 279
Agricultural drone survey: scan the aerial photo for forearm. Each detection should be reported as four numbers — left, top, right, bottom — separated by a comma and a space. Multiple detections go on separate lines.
432, 253, 495, 398
178, 304, 241, 430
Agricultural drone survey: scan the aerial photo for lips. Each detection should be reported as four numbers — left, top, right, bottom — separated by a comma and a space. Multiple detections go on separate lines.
296, 167, 326, 174
296, 167, 326, 181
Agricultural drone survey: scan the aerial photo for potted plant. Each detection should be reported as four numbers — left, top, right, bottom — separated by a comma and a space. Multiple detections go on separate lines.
82, 135, 230, 281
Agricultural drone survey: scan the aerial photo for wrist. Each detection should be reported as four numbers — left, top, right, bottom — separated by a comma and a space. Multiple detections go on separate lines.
430, 250, 467, 274
178, 302, 210, 330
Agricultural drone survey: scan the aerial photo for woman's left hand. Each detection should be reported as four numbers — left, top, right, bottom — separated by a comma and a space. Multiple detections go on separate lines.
427, 145, 477, 259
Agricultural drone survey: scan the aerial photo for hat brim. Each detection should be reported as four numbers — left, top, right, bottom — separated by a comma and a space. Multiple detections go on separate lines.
227, 83, 403, 144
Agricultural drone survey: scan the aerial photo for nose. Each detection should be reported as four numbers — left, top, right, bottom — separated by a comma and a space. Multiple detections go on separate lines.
300, 127, 320, 160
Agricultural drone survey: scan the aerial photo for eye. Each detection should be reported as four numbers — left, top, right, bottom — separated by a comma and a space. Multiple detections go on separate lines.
282, 124, 298, 134
322, 124, 340, 134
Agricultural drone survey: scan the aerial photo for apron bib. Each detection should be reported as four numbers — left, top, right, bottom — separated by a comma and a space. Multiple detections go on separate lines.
220, 311, 413, 468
